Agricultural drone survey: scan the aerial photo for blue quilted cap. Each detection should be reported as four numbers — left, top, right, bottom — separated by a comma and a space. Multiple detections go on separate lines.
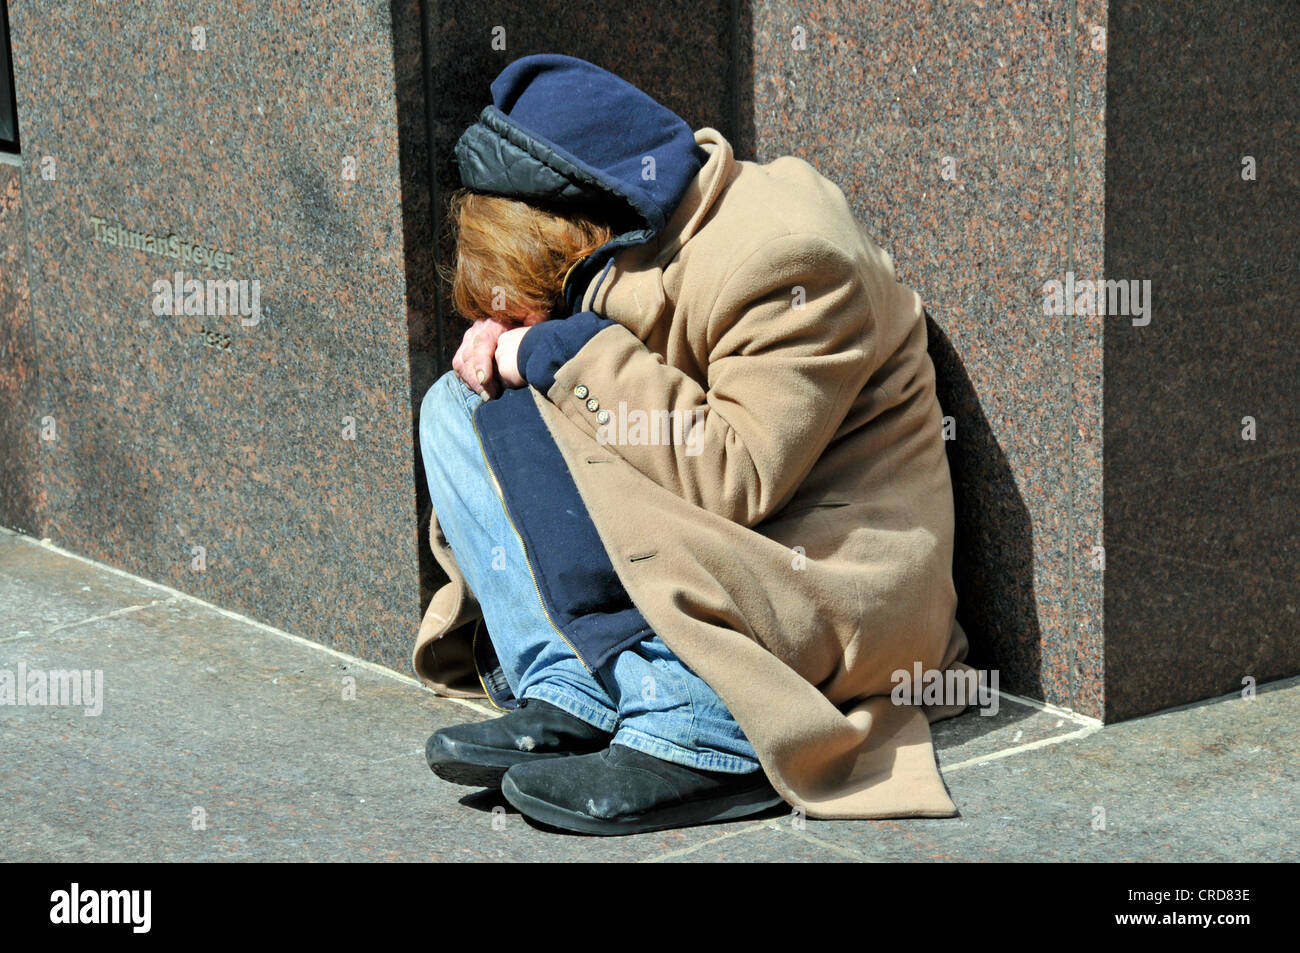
454, 54, 707, 258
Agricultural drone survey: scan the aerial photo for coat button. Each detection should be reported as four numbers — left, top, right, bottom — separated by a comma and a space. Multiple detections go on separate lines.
596, 410, 611, 425
585, 397, 600, 412
574, 384, 589, 399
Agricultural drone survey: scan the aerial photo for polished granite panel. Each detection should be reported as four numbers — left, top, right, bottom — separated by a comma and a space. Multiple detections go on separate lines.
3, 0, 1293, 722
1104, 0, 1299, 719
1069, 0, 1109, 723
747, 1, 1102, 715
1106, 535, 1296, 721
0, 160, 44, 535
5, 1, 422, 669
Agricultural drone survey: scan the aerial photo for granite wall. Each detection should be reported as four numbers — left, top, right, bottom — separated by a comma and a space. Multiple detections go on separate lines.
737, 0, 1108, 718
738, 0, 1296, 720
2, 0, 425, 670
0, 157, 41, 528
1103, 0, 1298, 720
2, 0, 1294, 721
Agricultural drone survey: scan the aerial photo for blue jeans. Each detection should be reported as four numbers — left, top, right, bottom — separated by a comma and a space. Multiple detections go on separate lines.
419, 369, 760, 774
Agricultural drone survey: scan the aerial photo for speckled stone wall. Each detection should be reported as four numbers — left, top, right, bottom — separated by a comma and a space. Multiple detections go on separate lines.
0, 158, 44, 532
3, 1, 424, 669
1103, 0, 1299, 720
744, 1, 1108, 717
3, 1, 1293, 720
743, 0, 1297, 721
1, 0, 745, 674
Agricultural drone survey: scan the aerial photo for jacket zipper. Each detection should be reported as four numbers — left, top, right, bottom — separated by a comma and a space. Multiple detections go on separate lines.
470, 402, 596, 673
470, 619, 510, 712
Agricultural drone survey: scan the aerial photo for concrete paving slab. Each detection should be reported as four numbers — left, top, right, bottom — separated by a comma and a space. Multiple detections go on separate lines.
802, 677, 1300, 862
0, 528, 175, 639
0, 542, 790, 861
1, 529, 1295, 862
929, 690, 1097, 771
641, 820, 862, 863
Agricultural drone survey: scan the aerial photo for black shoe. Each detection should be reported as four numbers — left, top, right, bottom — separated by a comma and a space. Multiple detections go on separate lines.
426, 698, 614, 788
500, 742, 785, 835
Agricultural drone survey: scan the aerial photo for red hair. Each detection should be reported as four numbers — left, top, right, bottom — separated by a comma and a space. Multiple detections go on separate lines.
439, 187, 613, 325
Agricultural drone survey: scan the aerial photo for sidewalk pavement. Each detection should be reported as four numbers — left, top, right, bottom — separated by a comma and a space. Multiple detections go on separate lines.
1, 525, 1295, 862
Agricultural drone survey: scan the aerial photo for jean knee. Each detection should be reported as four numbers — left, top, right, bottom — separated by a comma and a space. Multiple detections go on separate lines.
419, 371, 477, 452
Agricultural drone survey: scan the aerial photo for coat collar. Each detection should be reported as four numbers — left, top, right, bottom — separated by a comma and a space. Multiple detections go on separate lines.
579, 127, 736, 337
648, 127, 735, 267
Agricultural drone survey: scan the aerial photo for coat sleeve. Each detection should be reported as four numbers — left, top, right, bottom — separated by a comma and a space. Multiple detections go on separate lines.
516, 231, 879, 528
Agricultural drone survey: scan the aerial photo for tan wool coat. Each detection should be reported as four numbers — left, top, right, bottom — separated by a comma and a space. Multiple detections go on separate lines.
413, 126, 973, 819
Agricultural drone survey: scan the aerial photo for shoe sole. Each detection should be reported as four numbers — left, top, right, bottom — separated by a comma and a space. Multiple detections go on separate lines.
426, 734, 582, 788
428, 760, 512, 788
500, 773, 787, 835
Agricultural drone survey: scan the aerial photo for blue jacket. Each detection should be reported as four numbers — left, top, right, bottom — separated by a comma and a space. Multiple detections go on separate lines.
453, 54, 707, 706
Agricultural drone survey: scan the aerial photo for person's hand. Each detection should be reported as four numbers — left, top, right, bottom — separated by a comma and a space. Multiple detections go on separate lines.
494, 327, 529, 389
452, 318, 511, 399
